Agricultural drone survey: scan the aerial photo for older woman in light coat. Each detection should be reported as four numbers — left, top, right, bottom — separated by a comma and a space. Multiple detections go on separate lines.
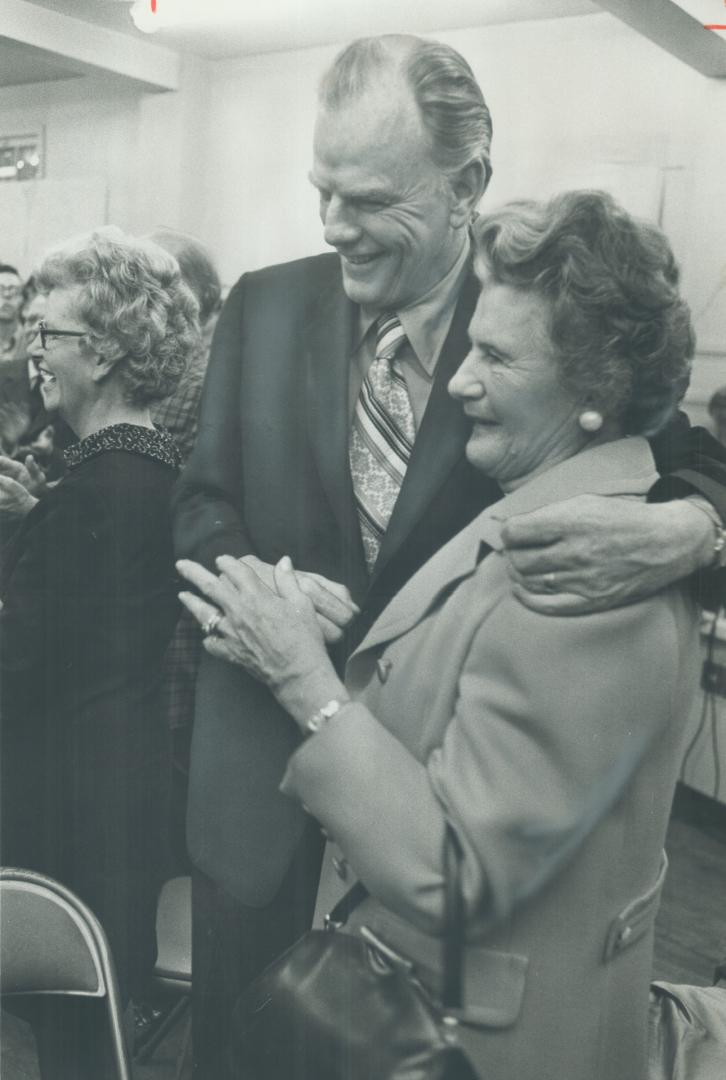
179, 191, 700, 1080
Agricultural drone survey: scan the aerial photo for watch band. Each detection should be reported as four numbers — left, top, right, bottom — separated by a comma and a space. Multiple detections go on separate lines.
306, 698, 346, 735
712, 524, 726, 570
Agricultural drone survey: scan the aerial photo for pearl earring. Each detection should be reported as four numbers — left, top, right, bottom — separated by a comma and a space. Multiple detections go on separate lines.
579, 409, 603, 433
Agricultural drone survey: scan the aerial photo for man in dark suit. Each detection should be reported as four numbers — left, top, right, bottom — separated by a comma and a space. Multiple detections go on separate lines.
173, 34, 726, 1078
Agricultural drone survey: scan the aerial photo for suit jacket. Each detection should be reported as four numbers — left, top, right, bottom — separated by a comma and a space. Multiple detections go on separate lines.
173, 251, 726, 906
282, 437, 700, 1080
173, 253, 495, 904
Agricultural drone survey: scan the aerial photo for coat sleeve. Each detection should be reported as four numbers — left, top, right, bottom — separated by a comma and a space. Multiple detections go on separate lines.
649, 411, 726, 609
172, 276, 256, 569
649, 410, 726, 520
281, 587, 695, 935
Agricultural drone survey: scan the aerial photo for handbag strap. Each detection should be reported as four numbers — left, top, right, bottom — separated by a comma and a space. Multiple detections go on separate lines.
326, 822, 466, 1010
441, 822, 465, 1010
327, 880, 369, 925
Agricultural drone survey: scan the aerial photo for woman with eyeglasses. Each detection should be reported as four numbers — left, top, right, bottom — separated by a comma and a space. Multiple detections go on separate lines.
0, 226, 200, 1079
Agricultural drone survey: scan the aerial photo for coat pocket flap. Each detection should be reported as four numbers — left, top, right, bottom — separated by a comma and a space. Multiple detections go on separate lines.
458, 945, 529, 1029
349, 901, 528, 1030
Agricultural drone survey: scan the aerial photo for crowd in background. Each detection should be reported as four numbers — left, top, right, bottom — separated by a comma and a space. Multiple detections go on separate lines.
2, 32, 726, 1080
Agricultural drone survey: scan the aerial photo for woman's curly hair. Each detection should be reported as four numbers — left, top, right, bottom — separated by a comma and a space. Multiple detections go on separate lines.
35, 226, 201, 406
473, 191, 694, 436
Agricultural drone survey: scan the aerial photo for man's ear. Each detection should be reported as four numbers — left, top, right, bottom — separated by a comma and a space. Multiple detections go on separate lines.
448, 159, 489, 228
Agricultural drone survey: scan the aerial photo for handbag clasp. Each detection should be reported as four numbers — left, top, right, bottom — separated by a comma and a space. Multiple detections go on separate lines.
359, 924, 416, 977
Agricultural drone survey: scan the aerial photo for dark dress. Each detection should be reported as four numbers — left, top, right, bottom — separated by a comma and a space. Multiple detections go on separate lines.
0, 423, 181, 1003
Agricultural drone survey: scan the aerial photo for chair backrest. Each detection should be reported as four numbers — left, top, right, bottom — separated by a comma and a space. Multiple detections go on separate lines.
0, 867, 132, 1080
154, 875, 192, 993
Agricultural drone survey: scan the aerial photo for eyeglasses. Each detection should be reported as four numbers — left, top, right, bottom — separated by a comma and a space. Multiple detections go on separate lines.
38, 320, 86, 350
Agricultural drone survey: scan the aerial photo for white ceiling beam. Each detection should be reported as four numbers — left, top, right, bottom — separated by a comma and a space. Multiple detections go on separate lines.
2, 0, 180, 91
595, 0, 726, 76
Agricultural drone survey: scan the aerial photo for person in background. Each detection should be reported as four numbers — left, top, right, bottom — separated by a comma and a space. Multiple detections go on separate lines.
0, 285, 70, 501
20, 278, 40, 350
0, 398, 31, 458
179, 190, 702, 1080
172, 34, 726, 1078
708, 387, 726, 447
0, 263, 25, 363
147, 226, 223, 875
0, 226, 199, 1079
149, 227, 223, 463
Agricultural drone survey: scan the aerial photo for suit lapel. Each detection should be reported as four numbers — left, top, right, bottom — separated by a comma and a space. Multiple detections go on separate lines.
303, 265, 367, 587
371, 267, 479, 581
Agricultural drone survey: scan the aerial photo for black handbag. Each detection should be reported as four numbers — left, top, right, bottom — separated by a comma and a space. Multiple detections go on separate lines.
231, 824, 478, 1080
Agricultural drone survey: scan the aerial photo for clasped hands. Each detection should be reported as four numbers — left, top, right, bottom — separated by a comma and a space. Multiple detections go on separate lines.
177, 494, 716, 697
0, 454, 47, 518
177, 554, 350, 728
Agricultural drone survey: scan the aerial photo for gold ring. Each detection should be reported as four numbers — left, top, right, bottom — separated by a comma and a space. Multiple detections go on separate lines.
202, 610, 223, 637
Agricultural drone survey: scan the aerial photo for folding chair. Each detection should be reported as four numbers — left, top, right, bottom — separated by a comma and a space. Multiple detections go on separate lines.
0, 866, 132, 1080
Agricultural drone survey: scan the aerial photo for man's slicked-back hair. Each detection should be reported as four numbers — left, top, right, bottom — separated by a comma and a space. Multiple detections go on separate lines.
319, 35, 493, 190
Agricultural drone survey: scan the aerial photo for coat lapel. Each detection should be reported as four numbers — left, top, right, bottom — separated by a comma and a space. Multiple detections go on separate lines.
371, 267, 480, 582
354, 437, 659, 656
354, 514, 488, 653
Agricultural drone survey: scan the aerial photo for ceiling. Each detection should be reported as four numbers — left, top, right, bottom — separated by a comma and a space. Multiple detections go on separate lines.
13, 0, 601, 62
3, 0, 725, 91
0, 37, 87, 87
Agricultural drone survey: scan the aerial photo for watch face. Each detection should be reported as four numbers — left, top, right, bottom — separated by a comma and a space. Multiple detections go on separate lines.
715, 529, 726, 569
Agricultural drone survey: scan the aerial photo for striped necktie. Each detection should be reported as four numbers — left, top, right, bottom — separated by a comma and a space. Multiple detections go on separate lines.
349, 313, 416, 574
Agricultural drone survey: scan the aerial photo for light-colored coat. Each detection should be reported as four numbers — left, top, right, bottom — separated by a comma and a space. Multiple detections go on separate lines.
281, 438, 700, 1080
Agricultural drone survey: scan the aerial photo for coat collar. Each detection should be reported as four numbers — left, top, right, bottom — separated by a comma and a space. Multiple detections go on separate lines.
353, 437, 658, 654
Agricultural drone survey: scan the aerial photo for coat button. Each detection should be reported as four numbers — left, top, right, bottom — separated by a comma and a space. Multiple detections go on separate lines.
332, 855, 348, 880
376, 658, 392, 683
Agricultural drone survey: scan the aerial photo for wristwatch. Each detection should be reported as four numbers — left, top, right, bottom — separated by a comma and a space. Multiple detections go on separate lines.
712, 525, 726, 570
306, 698, 346, 735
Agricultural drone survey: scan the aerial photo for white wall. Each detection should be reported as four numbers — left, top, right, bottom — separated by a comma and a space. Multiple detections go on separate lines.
201, 12, 726, 414
0, 55, 211, 275
1, 10, 724, 413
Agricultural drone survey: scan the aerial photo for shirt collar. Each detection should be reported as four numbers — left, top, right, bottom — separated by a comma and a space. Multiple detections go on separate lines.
356, 233, 471, 374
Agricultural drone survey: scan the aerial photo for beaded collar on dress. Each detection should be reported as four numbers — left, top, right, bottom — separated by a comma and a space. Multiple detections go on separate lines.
64, 423, 181, 470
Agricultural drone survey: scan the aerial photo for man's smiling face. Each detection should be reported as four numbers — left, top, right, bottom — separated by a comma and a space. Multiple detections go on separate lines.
310, 78, 464, 313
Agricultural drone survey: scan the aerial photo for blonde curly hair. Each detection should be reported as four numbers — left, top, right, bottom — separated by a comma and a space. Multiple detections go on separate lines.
35, 226, 201, 406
